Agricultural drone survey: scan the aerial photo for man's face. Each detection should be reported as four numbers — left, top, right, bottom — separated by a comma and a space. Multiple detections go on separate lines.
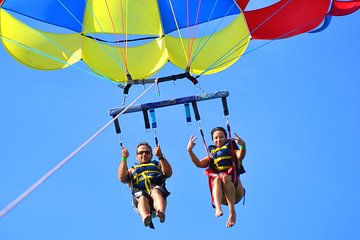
136, 145, 152, 164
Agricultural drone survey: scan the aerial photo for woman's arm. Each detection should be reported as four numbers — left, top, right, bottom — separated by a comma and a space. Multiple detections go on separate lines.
187, 135, 210, 168
234, 132, 246, 161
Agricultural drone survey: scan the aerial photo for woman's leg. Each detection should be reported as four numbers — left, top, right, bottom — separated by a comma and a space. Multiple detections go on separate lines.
212, 177, 224, 217
221, 175, 236, 228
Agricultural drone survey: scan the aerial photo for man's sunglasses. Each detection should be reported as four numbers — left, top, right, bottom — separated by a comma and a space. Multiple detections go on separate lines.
137, 150, 151, 155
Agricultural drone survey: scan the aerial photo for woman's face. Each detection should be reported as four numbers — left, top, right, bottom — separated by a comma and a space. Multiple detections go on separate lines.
212, 130, 227, 147
136, 145, 152, 164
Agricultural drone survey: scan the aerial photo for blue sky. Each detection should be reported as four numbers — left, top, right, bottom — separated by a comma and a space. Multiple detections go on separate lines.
1, 6, 360, 240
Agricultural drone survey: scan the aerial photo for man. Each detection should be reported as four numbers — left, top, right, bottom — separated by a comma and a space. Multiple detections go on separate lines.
118, 142, 172, 228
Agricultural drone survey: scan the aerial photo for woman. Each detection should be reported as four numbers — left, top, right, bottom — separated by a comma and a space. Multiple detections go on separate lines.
187, 127, 246, 228
118, 142, 172, 228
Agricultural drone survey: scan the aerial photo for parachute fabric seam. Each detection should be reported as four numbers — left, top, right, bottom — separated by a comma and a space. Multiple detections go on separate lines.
81, 3, 126, 74
186, 0, 203, 67
104, 0, 129, 72
0, 32, 117, 85
3, 3, 127, 85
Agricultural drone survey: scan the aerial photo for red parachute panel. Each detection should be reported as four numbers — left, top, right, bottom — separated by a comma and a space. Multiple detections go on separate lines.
243, 0, 331, 39
236, 0, 250, 10
329, 0, 360, 16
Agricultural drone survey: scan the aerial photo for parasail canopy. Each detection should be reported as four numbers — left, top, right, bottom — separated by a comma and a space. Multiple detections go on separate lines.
0, 0, 250, 85
1, 0, 359, 86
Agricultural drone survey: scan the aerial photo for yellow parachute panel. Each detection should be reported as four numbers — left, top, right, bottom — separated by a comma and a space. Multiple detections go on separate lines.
82, 36, 168, 83
165, 13, 250, 75
83, 0, 163, 36
0, 9, 81, 70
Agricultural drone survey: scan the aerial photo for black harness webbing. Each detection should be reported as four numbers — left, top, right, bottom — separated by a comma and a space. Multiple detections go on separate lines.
191, 101, 209, 156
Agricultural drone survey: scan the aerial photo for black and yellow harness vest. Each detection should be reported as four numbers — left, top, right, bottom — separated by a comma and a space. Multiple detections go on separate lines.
131, 160, 163, 194
208, 140, 245, 175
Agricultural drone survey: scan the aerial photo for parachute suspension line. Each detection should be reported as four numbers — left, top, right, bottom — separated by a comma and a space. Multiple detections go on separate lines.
0, 34, 120, 87
0, 81, 159, 219
1, 10, 120, 86
190, 1, 241, 72
192, 101, 209, 157
199, 34, 249, 75
214, 8, 326, 70
198, 0, 320, 74
243, 13, 327, 57
249, 0, 293, 37
195, 0, 317, 75
186, 0, 203, 67
18, 0, 126, 86
149, 109, 159, 146
168, 0, 190, 65
123, 0, 129, 65
212, 43, 249, 71
190, 1, 249, 74
81, 1, 127, 74
103, 0, 129, 72
189, 0, 217, 65
242, 0, 324, 58
57, 0, 126, 73
186, 0, 190, 66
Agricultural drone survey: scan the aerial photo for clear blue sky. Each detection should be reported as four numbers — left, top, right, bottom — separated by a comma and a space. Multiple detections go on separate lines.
1, 6, 359, 240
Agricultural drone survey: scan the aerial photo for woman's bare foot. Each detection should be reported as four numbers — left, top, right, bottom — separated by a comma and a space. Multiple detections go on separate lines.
226, 212, 236, 228
215, 208, 223, 217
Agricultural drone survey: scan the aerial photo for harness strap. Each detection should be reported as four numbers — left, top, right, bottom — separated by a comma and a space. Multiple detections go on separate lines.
140, 172, 152, 194
123, 82, 132, 95
142, 109, 150, 130
191, 101, 209, 156
191, 101, 201, 121
112, 116, 123, 147
113, 116, 121, 134
184, 103, 192, 123
222, 94, 238, 184
221, 97, 229, 116
149, 109, 159, 145
132, 163, 162, 194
